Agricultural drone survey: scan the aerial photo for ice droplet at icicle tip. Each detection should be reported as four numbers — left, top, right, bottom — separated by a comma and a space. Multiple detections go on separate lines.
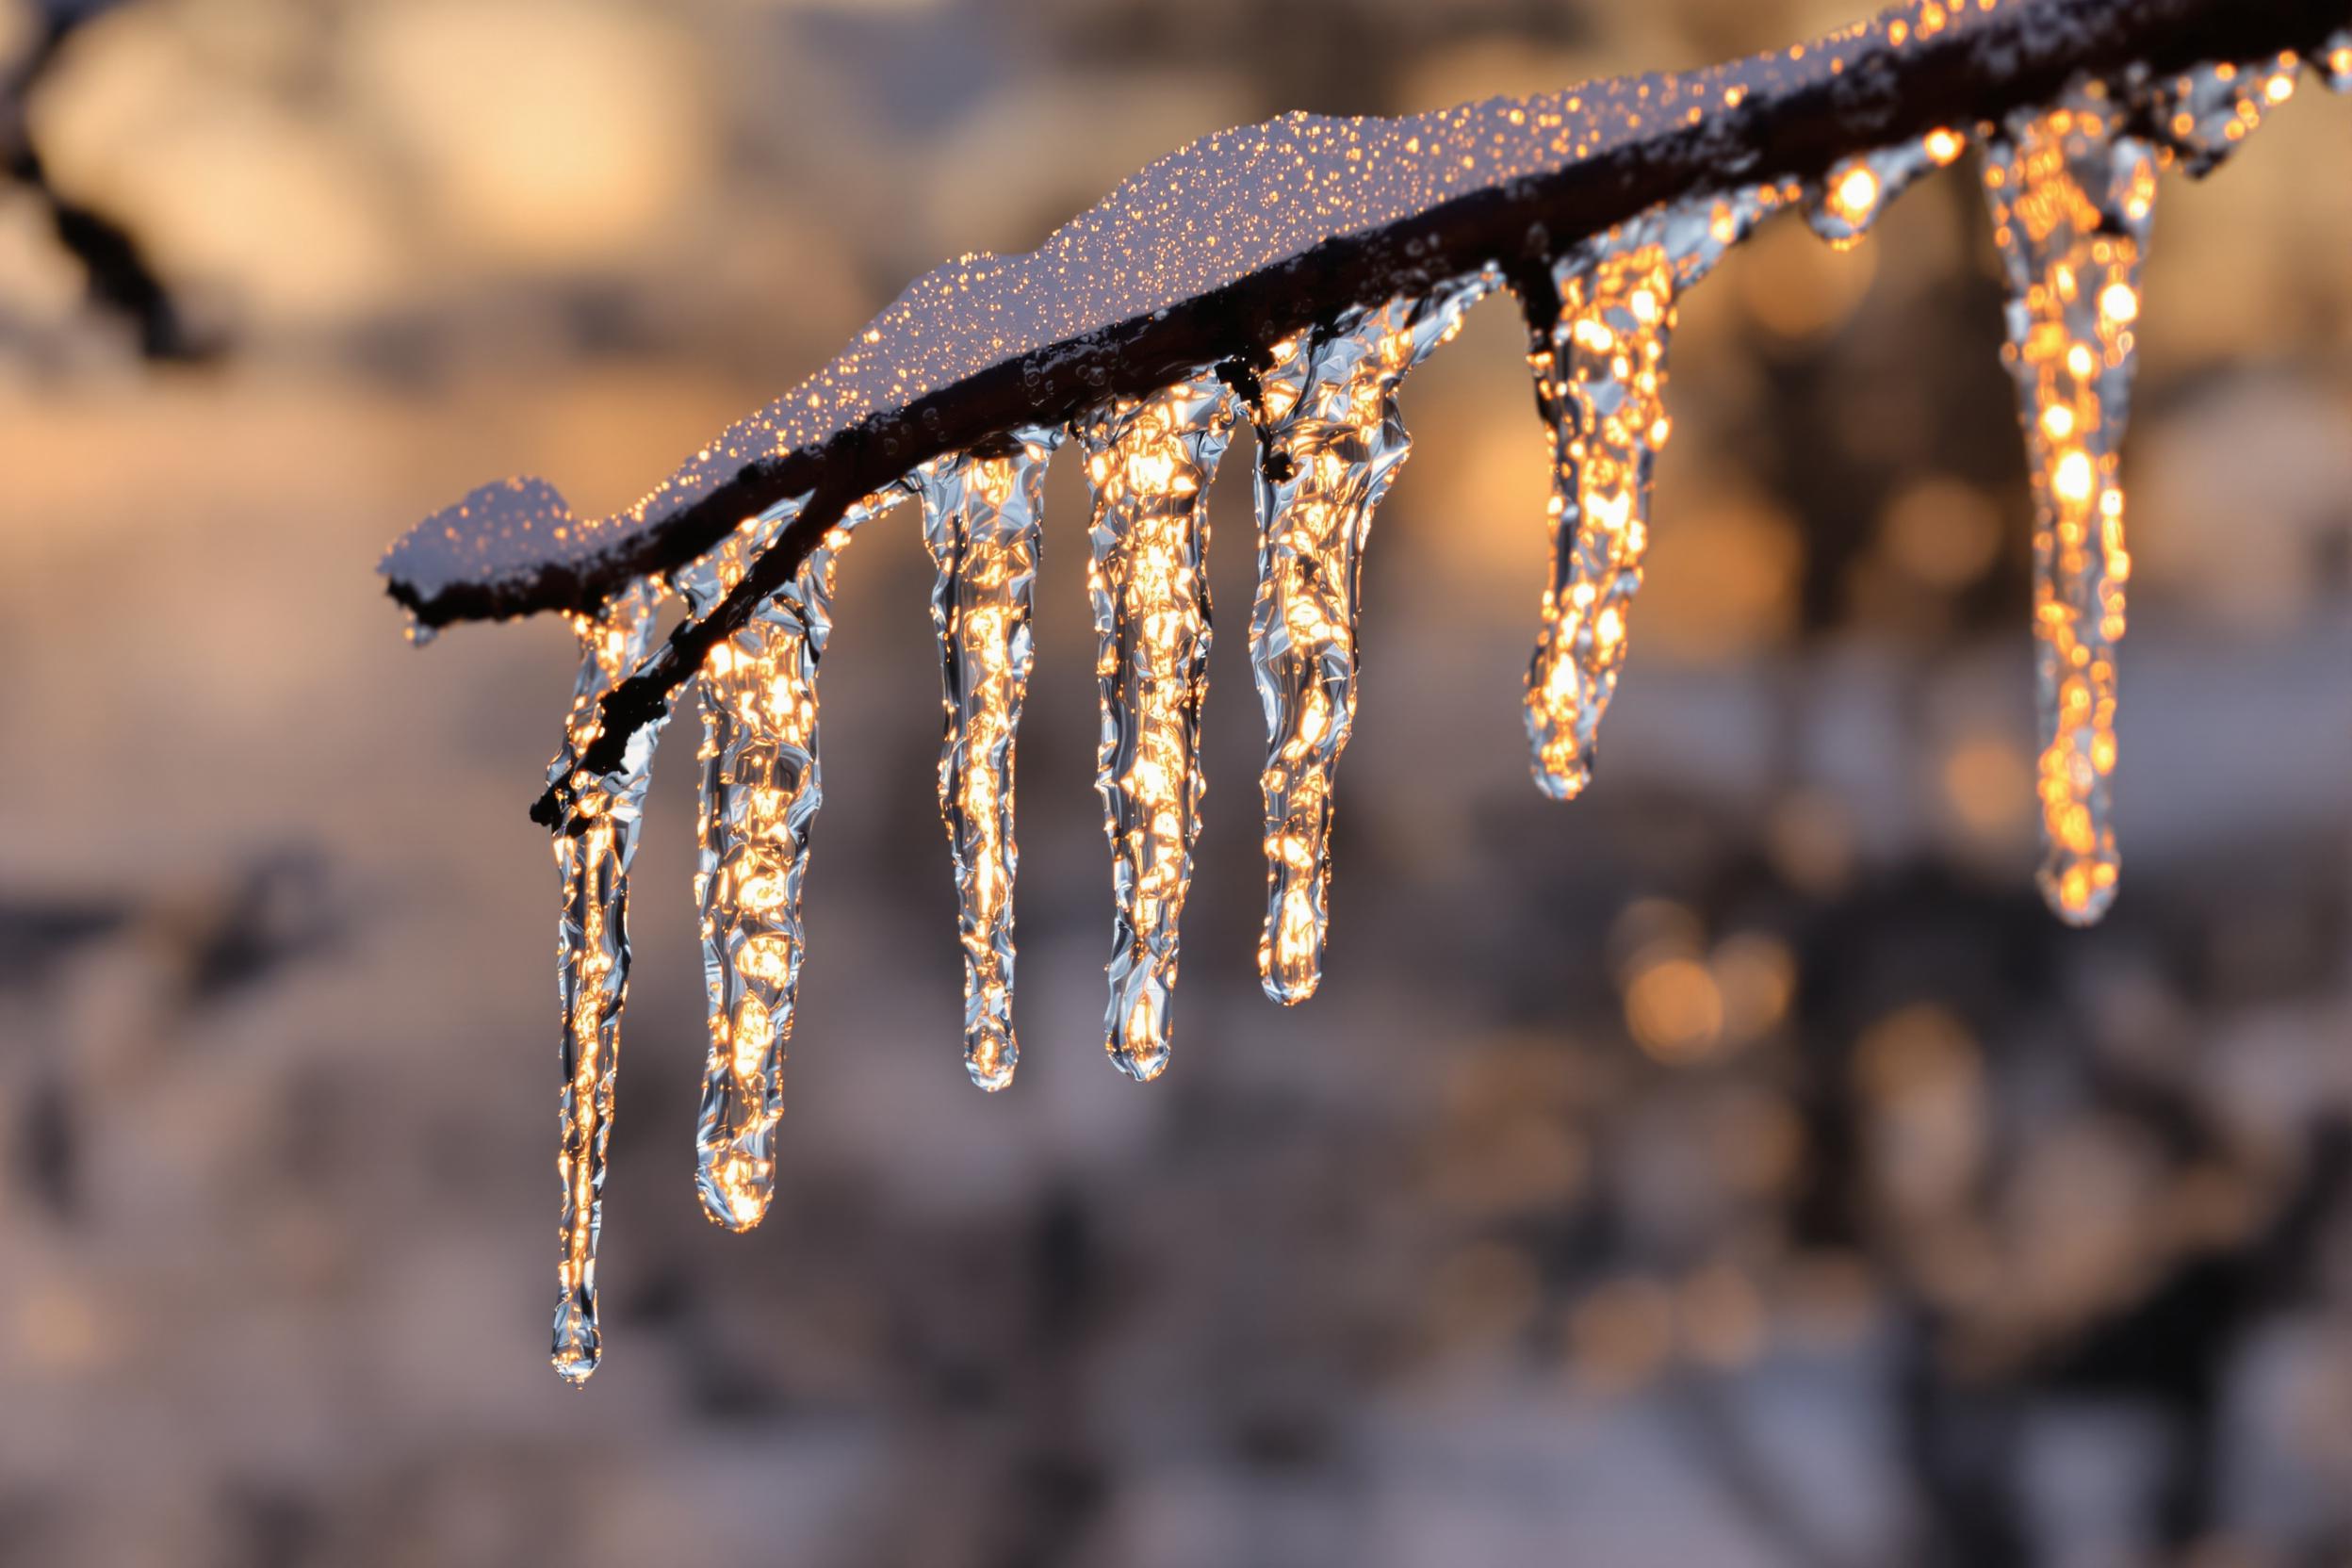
1523, 183, 1793, 802
916, 430, 1062, 1089
1979, 85, 2159, 927
673, 485, 902, 1232
1803, 129, 1967, 250
548, 577, 674, 1383
1248, 272, 1494, 1005
1076, 368, 1236, 1079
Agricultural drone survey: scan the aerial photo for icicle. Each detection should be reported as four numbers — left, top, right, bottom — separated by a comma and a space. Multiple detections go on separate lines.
2148, 55, 2300, 175
2326, 31, 2351, 92
1523, 184, 1793, 802
915, 430, 1063, 1088
1804, 129, 1967, 249
1248, 272, 1493, 1004
1980, 89, 2157, 926
672, 487, 896, 1232
548, 577, 674, 1384
1074, 368, 1235, 1080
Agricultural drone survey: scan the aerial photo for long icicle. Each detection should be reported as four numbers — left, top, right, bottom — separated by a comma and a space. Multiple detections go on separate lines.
1249, 275, 1492, 1004
1979, 87, 2157, 926
674, 488, 898, 1232
1523, 185, 1792, 801
916, 430, 1063, 1089
550, 578, 673, 1383
1076, 369, 1235, 1080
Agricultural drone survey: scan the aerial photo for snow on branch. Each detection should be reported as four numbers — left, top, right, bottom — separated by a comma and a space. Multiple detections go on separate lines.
376, 0, 2349, 821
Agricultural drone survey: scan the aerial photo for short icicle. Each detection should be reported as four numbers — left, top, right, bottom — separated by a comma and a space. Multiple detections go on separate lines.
915, 430, 1063, 1088
2148, 54, 2302, 175
1248, 273, 1493, 1004
1804, 129, 1968, 249
674, 488, 896, 1232
1075, 368, 1235, 1080
1522, 184, 1792, 801
549, 578, 675, 1384
1979, 87, 2158, 926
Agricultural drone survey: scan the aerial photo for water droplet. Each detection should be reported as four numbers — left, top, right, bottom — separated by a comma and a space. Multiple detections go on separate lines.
547, 577, 676, 1381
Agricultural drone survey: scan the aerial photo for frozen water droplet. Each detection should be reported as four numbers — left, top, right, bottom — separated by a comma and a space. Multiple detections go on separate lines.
2150, 55, 2298, 175
1803, 130, 1965, 249
1249, 272, 1493, 1004
2324, 31, 2351, 92
1524, 185, 1788, 800
1074, 368, 1235, 1081
1979, 90, 2155, 926
404, 617, 438, 647
915, 430, 1064, 1088
673, 488, 897, 1231
547, 576, 675, 1381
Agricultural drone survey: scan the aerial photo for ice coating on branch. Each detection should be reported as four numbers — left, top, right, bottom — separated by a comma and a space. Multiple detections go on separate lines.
383, 0, 2039, 615
1980, 87, 2157, 927
673, 488, 901, 1232
1803, 129, 1967, 249
1249, 276, 1492, 1004
916, 431, 1063, 1089
1523, 185, 1792, 801
1075, 370, 1236, 1080
2149, 55, 2301, 176
548, 579, 673, 1383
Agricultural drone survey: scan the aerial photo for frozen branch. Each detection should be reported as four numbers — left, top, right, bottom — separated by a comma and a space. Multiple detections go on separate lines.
372, 0, 2349, 824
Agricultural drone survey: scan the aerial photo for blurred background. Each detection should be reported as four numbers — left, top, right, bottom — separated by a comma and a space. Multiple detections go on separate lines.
3, 0, 2349, 1563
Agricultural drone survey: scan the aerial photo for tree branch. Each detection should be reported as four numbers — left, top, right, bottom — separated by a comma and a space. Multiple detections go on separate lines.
2, 1, 214, 361
373, 0, 2348, 825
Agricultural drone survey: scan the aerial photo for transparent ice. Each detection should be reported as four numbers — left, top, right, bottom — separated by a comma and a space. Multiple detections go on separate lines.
548, 578, 674, 1383
1522, 184, 1793, 801
915, 430, 1064, 1088
1076, 368, 1236, 1079
1803, 130, 1967, 250
1246, 274, 1493, 1004
1979, 86, 2158, 925
672, 487, 900, 1232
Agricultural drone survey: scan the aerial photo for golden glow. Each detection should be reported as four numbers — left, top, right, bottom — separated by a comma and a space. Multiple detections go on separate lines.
1249, 280, 1488, 1003
548, 579, 669, 1383
918, 431, 1062, 1087
1524, 242, 1674, 798
1076, 369, 1233, 1079
1981, 94, 2151, 924
675, 496, 880, 1231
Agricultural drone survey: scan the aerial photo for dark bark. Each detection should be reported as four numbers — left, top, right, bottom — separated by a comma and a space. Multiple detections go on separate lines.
372, 0, 2345, 825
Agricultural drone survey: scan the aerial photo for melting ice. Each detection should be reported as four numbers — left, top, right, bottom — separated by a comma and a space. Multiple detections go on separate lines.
1245, 275, 1492, 1004
1978, 86, 2158, 926
672, 490, 895, 1232
915, 431, 1063, 1089
548, 579, 674, 1383
373, 20, 2352, 1382
1521, 185, 1793, 801
1076, 369, 1236, 1079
